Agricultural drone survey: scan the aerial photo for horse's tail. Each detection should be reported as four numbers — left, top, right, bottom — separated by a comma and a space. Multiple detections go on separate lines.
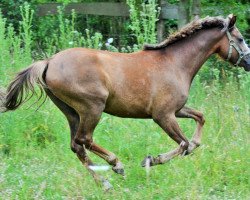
0, 88, 6, 112
0, 60, 49, 112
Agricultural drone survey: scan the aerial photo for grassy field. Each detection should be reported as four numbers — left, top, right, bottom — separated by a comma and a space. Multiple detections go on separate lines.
0, 5, 249, 198
0, 70, 249, 199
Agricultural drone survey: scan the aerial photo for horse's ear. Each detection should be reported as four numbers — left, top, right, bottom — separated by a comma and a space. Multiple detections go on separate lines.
228, 14, 237, 29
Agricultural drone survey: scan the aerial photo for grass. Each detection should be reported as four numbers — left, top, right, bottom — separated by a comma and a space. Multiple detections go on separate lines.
0, 73, 249, 199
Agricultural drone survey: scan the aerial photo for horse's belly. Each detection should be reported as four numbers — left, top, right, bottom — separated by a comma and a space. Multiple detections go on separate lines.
104, 109, 151, 118
104, 98, 152, 118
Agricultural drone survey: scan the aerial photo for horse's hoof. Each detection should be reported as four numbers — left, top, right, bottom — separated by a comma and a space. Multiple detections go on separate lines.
141, 155, 154, 167
112, 167, 125, 176
112, 161, 125, 176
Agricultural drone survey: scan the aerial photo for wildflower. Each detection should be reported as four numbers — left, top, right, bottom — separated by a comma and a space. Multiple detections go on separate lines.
107, 38, 113, 44
233, 105, 239, 112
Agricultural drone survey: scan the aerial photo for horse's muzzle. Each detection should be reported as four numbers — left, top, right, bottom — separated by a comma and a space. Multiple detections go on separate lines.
243, 61, 250, 71
243, 55, 250, 72
244, 66, 250, 72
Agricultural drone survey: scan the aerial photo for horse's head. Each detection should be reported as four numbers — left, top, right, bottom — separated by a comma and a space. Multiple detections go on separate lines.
218, 14, 250, 71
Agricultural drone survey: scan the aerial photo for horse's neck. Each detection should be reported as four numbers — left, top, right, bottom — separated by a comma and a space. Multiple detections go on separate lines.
171, 29, 224, 82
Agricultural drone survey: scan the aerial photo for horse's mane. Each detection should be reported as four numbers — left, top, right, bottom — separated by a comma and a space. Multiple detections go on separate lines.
143, 16, 228, 50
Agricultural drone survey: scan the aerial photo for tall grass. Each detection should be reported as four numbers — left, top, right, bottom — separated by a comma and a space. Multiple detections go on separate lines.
49, 7, 103, 52
0, 73, 249, 199
19, 3, 34, 64
0, 3, 249, 200
0, 3, 34, 80
127, 0, 160, 45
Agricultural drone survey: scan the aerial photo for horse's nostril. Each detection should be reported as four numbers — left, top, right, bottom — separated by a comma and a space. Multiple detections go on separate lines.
245, 53, 250, 59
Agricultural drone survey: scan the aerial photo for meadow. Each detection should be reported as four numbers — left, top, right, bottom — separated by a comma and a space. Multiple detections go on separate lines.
0, 3, 250, 200
0, 70, 249, 199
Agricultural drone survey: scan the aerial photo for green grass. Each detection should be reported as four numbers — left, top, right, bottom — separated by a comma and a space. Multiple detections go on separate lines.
0, 74, 249, 199
0, 3, 249, 199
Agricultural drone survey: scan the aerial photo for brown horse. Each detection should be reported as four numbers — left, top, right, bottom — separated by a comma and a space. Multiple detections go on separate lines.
0, 14, 250, 189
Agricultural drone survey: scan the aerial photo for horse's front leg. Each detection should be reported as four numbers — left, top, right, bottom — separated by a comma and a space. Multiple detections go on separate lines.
141, 114, 190, 167
176, 106, 205, 154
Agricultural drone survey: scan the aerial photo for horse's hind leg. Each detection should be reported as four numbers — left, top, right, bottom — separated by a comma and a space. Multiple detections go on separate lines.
74, 105, 124, 176
142, 113, 189, 167
86, 142, 124, 175
45, 90, 112, 189
176, 106, 205, 154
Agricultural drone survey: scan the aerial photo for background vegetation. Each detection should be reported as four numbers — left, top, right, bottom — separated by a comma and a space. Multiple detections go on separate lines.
0, 0, 249, 199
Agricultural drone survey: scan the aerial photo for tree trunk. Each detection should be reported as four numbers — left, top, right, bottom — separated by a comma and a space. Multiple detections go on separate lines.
192, 0, 201, 20
178, 0, 189, 29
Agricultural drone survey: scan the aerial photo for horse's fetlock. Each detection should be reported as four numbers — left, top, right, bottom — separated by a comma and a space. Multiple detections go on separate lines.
156, 155, 164, 165
180, 140, 189, 150
107, 154, 117, 165
192, 140, 201, 147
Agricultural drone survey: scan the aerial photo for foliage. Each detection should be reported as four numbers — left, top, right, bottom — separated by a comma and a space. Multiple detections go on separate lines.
20, 3, 34, 64
0, 4, 33, 81
40, 7, 103, 55
127, 0, 160, 46
0, 0, 36, 30
201, 0, 249, 33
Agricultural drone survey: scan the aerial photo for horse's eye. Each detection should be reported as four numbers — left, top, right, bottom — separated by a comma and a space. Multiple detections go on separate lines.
238, 38, 243, 43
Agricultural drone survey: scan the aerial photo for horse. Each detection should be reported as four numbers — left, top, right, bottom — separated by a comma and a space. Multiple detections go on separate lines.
0, 14, 249, 189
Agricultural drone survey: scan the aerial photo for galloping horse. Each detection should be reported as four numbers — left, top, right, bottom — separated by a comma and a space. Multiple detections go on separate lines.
0, 14, 250, 189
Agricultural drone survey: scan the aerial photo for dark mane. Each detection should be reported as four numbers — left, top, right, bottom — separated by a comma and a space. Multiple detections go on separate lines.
143, 16, 228, 50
